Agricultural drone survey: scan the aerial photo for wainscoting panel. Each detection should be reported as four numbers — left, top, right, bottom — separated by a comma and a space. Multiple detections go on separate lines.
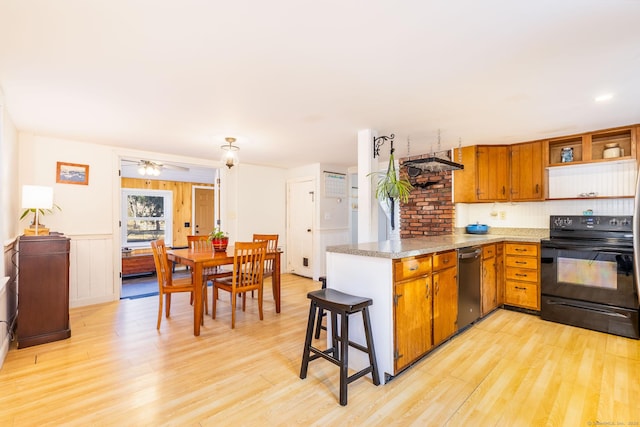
1, 239, 18, 368
68, 234, 116, 308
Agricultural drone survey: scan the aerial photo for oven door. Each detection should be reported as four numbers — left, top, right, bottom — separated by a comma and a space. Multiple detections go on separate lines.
541, 240, 637, 309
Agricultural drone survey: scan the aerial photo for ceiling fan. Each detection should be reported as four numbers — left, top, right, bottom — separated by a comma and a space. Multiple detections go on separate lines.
121, 159, 189, 176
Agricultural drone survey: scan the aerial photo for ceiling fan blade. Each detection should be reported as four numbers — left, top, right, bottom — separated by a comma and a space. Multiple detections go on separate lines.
160, 163, 189, 172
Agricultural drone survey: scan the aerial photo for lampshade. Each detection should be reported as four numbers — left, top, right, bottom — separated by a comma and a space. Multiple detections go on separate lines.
21, 185, 54, 209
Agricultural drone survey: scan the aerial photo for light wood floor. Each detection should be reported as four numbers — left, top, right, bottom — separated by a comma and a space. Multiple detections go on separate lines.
1, 274, 639, 426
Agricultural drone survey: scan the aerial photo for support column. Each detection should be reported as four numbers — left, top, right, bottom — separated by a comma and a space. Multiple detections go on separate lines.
357, 129, 379, 243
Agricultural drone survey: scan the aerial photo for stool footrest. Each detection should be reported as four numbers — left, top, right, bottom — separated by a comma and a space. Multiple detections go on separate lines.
308, 346, 340, 366
347, 366, 374, 384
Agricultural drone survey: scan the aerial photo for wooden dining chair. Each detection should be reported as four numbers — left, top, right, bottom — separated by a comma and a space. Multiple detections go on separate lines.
252, 234, 278, 298
211, 240, 268, 328
187, 235, 233, 313
151, 239, 204, 329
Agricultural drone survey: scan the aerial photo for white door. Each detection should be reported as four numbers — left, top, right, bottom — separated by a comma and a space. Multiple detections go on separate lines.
287, 179, 314, 278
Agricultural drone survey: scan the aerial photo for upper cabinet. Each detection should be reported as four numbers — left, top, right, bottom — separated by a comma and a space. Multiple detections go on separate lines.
545, 125, 637, 166
454, 145, 510, 203
454, 124, 639, 203
510, 141, 544, 201
454, 143, 542, 203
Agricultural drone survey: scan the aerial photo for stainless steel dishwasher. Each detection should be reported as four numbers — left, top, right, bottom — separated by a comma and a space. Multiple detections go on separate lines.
457, 247, 482, 330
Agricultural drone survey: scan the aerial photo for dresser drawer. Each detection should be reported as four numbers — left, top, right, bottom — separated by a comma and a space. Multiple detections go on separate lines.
505, 267, 538, 283
505, 256, 537, 269
505, 281, 539, 310
394, 255, 432, 281
482, 244, 496, 259
505, 243, 538, 257
433, 250, 457, 271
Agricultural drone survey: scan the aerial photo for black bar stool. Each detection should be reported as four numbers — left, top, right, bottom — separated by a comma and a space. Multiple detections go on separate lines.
299, 288, 380, 406
314, 276, 327, 338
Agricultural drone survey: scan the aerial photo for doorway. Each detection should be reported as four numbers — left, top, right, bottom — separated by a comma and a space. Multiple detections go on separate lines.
287, 179, 315, 278
118, 158, 218, 299
193, 186, 217, 236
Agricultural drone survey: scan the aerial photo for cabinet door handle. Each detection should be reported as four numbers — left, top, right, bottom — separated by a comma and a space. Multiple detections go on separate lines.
435, 280, 439, 294
535, 183, 540, 194
515, 286, 527, 290
515, 261, 527, 264
502, 186, 506, 195
515, 273, 528, 278
425, 284, 430, 299
409, 265, 419, 271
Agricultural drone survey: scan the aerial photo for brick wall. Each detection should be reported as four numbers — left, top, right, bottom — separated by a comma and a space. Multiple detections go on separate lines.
399, 159, 455, 238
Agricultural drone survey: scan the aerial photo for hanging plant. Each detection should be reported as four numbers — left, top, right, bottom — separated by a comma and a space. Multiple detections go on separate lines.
368, 142, 413, 230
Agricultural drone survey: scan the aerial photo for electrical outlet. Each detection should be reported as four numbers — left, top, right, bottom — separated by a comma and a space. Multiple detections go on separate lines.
500, 211, 506, 220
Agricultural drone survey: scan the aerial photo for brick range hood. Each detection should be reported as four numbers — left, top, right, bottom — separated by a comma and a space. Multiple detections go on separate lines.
398, 156, 455, 238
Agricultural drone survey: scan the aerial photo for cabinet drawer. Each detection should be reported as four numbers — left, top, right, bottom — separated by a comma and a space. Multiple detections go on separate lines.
433, 251, 457, 271
482, 244, 496, 259
505, 256, 537, 269
505, 243, 538, 257
505, 281, 539, 310
505, 267, 538, 283
394, 256, 432, 281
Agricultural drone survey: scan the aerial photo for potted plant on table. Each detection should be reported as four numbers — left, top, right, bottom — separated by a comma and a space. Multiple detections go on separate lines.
208, 227, 229, 252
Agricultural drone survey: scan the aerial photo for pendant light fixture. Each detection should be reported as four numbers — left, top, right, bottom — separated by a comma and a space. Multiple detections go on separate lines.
221, 137, 240, 169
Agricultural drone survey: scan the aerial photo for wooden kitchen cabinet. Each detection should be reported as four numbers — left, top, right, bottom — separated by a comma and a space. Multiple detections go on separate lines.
504, 242, 540, 310
432, 250, 458, 346
481, 244, 498, 316
453, 145, 510, 203
477, 146, 510, 201
17, 234, 71, 348
510, 141, 544, 201
495, 243, 505, 306
393, 255, 433, 372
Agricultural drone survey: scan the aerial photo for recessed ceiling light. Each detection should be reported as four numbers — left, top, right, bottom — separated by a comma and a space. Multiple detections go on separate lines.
595, 93, 614, 102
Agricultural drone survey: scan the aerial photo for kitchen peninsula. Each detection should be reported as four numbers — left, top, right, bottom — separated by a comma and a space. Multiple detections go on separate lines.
325, 231, 545, 383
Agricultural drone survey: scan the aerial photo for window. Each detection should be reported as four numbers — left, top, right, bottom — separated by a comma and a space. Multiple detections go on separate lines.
121, 189, 173, 248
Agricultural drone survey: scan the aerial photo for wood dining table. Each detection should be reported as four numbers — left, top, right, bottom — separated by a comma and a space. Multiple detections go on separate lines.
166, 246, 281, 336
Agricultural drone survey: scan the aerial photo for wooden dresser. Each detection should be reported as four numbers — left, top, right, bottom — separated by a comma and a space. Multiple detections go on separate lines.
17, 234, 71, 348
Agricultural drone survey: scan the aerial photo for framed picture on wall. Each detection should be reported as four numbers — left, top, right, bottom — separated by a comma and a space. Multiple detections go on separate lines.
56, 162, 89, 185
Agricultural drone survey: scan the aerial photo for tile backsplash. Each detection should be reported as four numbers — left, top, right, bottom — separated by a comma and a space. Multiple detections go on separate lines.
455, 198, 634, 229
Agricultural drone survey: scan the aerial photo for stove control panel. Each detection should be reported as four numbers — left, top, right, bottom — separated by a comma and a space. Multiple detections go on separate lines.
550, 215, 633, 232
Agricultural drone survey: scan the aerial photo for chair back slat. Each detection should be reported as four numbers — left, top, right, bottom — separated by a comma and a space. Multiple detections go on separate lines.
233, 241, 267, 291
151, 239, 172, 288
187, 235, 212, 252
252, 234, 278, 276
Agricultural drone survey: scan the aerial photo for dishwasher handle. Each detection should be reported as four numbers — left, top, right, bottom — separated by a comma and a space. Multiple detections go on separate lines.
458, 248, 482, 259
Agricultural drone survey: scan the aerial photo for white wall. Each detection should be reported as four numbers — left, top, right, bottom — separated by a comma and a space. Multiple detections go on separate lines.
235, 163, 287, 244
286, 163, 351, 280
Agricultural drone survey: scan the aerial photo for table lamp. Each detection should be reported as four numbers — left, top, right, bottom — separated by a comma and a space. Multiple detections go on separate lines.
21, 185, 54, 236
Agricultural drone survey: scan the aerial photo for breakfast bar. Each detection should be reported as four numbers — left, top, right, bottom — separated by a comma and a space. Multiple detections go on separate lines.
326, 232, 545, 383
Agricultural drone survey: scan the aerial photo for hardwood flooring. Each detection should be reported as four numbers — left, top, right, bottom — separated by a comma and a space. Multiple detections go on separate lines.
1, 273, 639, 426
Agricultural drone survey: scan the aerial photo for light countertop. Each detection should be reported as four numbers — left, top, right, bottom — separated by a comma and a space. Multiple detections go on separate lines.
326, 228, 549, 260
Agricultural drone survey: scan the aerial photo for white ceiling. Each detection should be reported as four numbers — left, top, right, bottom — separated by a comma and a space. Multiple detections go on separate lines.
1, 1, 639, 169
